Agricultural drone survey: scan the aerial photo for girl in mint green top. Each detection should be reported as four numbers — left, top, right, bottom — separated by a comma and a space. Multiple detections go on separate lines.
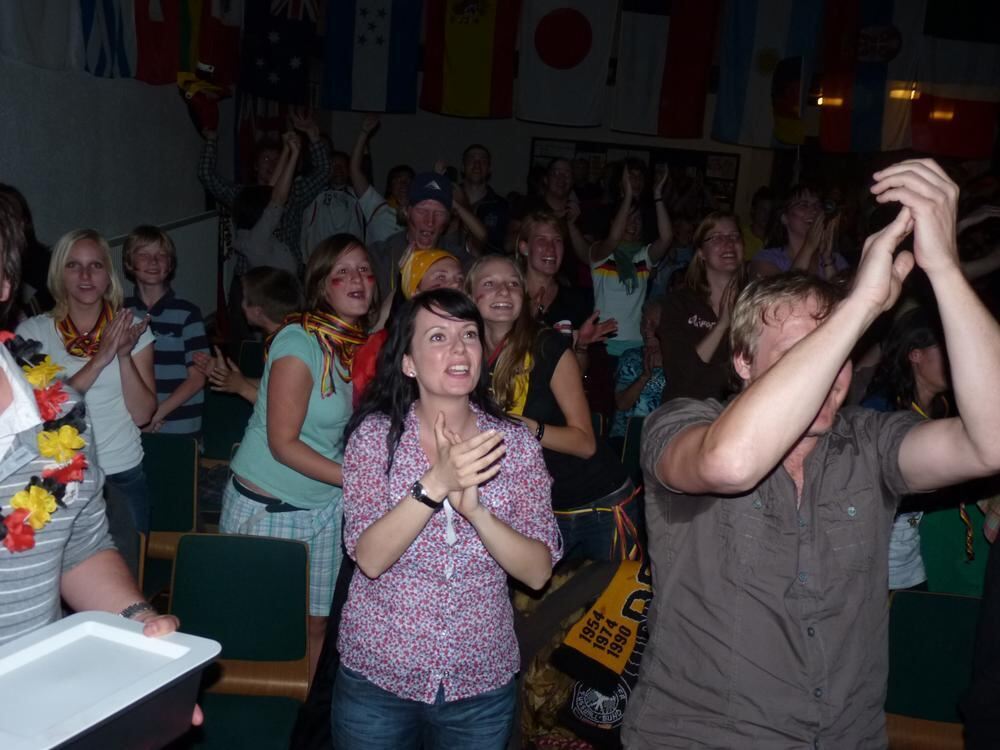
230, 322, 356, 508
221, 234, 375, 660
229, 235, 373, 508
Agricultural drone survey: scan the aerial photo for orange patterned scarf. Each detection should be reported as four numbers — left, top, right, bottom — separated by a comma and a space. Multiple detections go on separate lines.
56, 302, 114, 358
265, 311, 367, 397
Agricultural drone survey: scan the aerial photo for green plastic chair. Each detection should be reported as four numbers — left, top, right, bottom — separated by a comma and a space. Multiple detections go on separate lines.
200, 390, 253, 462
167, 534, 309, 748
143, 433, 199, 555
920, 506, 989, 597
170, 533, 309, 668
238, 339, 266, 379
885, 590, 980, 724
141, 433, 199, 601
173, 694, 302, 749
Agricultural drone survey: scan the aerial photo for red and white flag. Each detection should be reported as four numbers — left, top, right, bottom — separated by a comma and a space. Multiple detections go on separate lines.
612, 0, 720, 138
516, 0, 616, 126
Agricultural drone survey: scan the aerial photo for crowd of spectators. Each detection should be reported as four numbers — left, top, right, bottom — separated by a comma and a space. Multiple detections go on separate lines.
2, 112, 1000, 748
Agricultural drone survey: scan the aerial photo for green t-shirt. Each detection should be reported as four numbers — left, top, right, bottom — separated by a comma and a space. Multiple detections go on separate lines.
231, 325, 350, 509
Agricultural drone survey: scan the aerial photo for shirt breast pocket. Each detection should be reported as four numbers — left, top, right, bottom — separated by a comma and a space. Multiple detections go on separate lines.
719, 495, 774, 569
822, 489, 876, 574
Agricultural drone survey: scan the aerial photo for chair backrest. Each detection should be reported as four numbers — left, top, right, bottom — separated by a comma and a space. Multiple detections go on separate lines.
201, 390, 254, 461
238, 339, 266, 379
142, 433, 198, 534
885, 590, 981, 723
169, 534, 309, 662
620, 416, 645, 485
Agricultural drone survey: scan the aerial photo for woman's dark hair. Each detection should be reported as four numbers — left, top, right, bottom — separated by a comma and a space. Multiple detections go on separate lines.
765, 183, 821, 248
344, 288, 508, 471
233, 185, 273, 230
384, 164, 415, 200
0, 192, 26, 326
0, 183, 52, 314
866, 306, 950, 417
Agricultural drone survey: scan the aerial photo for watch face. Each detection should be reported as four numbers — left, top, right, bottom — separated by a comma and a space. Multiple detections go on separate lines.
411, 481, 442, 509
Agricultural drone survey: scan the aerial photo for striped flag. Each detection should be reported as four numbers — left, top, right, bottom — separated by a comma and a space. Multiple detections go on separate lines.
0, 2, 85, 72
323, 0, 424, 112
80, 0, 137, 78
134, 0, 180, 84
612, 0, 720, 138
712, 0, 824, 147
420, 0, 521, 118
237, 93, 289, 176
820, 0, 1000, 158
516, 0, 616, 126
195, 0, 244, 88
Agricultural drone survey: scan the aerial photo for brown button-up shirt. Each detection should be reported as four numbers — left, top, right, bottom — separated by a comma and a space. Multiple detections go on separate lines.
622, 398, 921, 749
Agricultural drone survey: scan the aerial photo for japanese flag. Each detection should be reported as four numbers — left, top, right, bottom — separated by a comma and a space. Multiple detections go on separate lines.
516, 0, 616, 126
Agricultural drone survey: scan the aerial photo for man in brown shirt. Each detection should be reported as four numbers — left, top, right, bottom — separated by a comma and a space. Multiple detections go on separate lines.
623, 159, 1000, 749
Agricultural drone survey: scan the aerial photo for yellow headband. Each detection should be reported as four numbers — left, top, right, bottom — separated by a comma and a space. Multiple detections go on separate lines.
401, 249, 457, 300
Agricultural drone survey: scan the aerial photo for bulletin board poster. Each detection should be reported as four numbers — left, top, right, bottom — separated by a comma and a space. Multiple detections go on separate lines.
529, 138, 741, 212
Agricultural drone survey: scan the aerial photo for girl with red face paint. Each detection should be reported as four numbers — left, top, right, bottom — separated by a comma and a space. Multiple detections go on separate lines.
221, 233, 377, 681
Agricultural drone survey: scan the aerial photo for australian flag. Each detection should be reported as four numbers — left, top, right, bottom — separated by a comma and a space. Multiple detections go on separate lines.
239, 0, 318, 105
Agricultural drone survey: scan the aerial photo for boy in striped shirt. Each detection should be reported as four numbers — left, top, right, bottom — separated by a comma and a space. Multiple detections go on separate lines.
123, 227, 209, 436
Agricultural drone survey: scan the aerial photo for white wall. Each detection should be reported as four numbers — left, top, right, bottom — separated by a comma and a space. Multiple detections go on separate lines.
0, 51, 775, 318
0, 55, 209, 243
323, 93, 775, 219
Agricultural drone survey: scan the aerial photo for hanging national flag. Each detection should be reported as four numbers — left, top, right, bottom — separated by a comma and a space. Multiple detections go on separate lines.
420, 0, 521, 118
712, 0, 824, 147
323, 0, 424, 112
135, 0, 181, 84
237, 92, 289, 176
80, 0, 137, 78
195, 0, 244, 88
820, 0, 925, 153
612, 0, 720, 138
516, 0, 616, 126
240, 0, 316, 105
819, 0, 1000, 158
0, 2, 85, 72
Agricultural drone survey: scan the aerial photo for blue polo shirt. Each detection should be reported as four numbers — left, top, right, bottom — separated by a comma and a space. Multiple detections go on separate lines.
126, 288, 209, 436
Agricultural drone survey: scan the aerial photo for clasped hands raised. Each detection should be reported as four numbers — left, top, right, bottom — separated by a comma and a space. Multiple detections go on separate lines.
852, 158, 960, 314
94, 311, 149, 368
424, 412, 505, 519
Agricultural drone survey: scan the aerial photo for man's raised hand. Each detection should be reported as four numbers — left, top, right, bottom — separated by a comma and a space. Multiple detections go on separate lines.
871, 159, 960, 277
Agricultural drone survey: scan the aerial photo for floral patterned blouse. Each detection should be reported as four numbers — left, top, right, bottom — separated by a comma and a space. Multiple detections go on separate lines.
338, 402, 562, 703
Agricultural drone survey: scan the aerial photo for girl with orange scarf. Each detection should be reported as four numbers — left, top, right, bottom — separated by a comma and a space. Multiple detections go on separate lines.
16, 229, 157, 577
221, 233, 376, 680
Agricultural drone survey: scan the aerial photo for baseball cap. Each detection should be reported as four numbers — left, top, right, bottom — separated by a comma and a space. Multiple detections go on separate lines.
407, 172, 453, 211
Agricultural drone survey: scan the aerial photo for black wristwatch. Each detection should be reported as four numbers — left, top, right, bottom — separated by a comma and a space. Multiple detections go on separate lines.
410, 480, 444, 512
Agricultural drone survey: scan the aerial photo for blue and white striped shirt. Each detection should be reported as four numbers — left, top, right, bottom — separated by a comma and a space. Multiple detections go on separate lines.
126, 289, 209, 437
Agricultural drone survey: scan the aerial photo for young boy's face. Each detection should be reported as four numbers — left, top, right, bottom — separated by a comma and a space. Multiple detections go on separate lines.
131, 241, 172, 286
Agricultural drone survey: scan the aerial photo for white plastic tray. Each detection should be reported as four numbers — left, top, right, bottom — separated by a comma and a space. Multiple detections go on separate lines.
0, 611, 220, 750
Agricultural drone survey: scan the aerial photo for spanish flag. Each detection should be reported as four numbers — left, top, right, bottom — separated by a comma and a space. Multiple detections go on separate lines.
420, 0, 521, 118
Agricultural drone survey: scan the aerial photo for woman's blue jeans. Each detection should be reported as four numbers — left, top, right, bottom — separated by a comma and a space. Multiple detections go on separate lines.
331, 665, 515, 750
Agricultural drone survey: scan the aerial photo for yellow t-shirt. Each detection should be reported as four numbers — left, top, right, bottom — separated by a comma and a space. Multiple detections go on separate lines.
741, 223, 765, 261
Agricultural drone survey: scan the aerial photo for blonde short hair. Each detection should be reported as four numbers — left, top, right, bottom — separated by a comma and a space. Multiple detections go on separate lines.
48, 229, 123, 319
730, 271, 842, 364
123, 225, 176, 280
